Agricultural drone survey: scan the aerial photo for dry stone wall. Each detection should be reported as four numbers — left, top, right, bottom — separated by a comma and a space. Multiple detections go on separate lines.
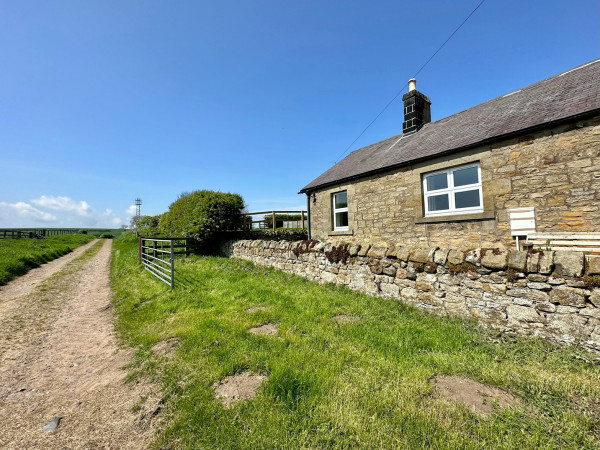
226, 239, 600, 352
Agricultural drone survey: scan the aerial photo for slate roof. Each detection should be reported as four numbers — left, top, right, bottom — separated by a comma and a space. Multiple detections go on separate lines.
300, 59, 600, 193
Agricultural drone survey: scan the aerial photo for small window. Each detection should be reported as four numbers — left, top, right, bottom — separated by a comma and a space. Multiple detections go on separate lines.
423, 163, 483, 217
332, 191, 348, 230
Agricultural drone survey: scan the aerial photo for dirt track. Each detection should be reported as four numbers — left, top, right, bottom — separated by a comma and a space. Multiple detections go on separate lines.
0, 239, 160, 449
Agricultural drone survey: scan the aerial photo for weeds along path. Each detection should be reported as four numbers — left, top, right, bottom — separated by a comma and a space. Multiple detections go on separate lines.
0, 239, 160, 449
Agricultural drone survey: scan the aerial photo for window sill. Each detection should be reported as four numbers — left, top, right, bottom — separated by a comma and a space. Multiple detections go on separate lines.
414, 211, 495, 224
328, 229, 354, 236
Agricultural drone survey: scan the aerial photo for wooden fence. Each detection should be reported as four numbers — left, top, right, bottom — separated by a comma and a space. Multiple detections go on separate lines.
0, 228, 93, 238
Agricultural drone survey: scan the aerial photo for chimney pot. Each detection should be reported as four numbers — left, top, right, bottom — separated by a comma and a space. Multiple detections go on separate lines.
408, 78, 416, 92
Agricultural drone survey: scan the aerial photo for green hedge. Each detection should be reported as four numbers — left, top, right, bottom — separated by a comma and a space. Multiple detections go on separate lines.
159, 190, 244, 242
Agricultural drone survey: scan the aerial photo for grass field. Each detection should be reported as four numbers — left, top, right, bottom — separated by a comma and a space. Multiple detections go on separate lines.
111, 235, 600, 449
0, 234, 94, 285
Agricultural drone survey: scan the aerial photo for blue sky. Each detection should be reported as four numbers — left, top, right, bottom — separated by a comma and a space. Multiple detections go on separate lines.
0, 0, 598, 227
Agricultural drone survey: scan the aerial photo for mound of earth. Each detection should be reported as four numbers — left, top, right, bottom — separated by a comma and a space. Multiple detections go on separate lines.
434, 375, 522, 418
151, 337, 180, 357
248, 323, 278, 335
213, 372, 267, 407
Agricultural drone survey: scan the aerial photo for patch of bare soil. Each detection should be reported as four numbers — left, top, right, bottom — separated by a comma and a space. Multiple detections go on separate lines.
248, 323, 278, 335
152, 338, 180, 357
333, 314, 361, 324
434, 375, 522, 418
0, 239, 160, 449
213, 372, 267, 408
246, 306, 268, 313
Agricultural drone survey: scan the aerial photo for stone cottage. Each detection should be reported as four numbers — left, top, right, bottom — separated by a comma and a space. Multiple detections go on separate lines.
300, 60, 600, 250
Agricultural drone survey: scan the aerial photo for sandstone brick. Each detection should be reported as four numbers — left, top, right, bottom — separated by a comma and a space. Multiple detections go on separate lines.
439, 274, 460, 286
513, 297, 534, 307
401, 287, 418, 300
433, 248, 449, 265
469, 307, 507, 323
586, 256, 600, 275
549, 287, 586, 307
382, 265, 397, 277
580, 308, 600, 319
369, 260, 383, 275
538, 251, 554, 274
507, 305, 543, 323
465, 249, 481, 266
409, 247, 430, 264
395, 278, 416, 288
482, 283, 507, 294
348, 244, 361, 256
565, 279, 587, 288
526, 282, 552, 291
447, 250, 465, 265
527, 274, 548, 282
481, 250, 508, 270
487, 178, 512, 195
508, 251, 527, 272
380, 283, 400, 298
420, 292, 444, 307
554, 251, 584, 277
590, 326, 600, 347
589, 289, 600, 308
445, 293, 465, 304
526, 252, 540, 273
368, 246, 387, 258
509, 288, 550, 303
445, 301, 469, 315
535, 302, 557, 313
385, 244, 398, 259
357, 245, 371, 257
395, 247, 411, 262
546, 314, 589, 340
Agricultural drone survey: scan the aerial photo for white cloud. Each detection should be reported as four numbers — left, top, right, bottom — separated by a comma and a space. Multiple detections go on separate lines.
0, 195, 130, 228
0, 201, 57, 223
0, 193, 146, 228
31, 195, 92, 216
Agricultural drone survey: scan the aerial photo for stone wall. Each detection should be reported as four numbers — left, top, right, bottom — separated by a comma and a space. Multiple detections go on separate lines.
308, 116, 600, 250
226, 239, 600, 352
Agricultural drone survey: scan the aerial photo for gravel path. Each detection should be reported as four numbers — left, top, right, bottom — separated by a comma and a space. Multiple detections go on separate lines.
0, 239, 160, 449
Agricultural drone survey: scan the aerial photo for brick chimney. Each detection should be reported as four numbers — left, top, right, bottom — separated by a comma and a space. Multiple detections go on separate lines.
402, 78, 431, 133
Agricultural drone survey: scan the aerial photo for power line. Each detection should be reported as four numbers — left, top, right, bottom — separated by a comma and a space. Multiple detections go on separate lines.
333, 0, 487, 164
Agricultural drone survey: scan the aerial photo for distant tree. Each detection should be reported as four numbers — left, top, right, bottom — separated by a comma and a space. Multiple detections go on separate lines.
137, 215, 161, 237
130, 215, 140, 229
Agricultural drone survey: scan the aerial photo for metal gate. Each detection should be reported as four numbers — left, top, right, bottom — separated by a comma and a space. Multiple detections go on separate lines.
139, 238, 175, 288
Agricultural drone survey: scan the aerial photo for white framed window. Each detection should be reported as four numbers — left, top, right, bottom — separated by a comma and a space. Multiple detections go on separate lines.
423, 162, 483, 217
332, 191, 349, 230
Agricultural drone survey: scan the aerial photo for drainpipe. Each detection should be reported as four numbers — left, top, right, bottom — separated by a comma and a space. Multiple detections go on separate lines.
306, 193, 311, 240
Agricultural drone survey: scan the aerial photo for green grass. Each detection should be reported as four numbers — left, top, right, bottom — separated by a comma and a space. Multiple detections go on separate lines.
0, 234, 95, 285
111, 235, 600, 449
